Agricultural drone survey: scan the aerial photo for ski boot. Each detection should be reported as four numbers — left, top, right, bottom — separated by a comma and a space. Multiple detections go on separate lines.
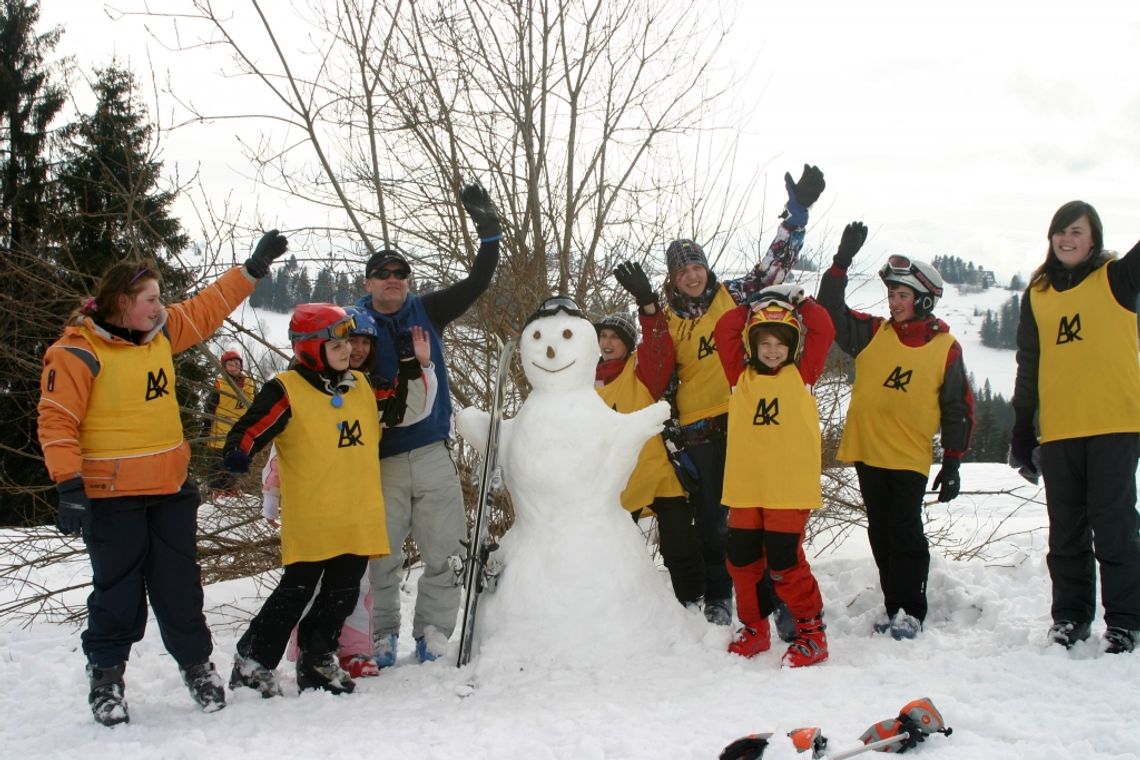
297, 651, 355, 694
87, 662, 129, 727
1047, 620, 1091, 649
1104, 627, 1138, 654
180, 660, 226, 712
229, 652, 282, 698
373, 633, 398, 669
728, 619, 771, 658
889, 612, 922, 641
782, 615, 828, 668
704, 598, 733, 626
415, 625, 449, 663
339, 653, 381, 677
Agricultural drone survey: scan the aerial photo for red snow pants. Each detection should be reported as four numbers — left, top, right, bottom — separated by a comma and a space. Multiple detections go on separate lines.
725, 508, 822, 625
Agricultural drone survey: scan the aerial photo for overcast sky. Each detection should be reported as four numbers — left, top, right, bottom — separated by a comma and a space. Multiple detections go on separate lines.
42, 0, 1140, 283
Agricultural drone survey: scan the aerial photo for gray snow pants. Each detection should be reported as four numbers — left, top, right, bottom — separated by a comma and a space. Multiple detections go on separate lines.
370, 441, 466, 640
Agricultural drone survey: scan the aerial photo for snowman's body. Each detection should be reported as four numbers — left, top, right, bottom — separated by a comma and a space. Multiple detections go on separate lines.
456, 309, 703, 662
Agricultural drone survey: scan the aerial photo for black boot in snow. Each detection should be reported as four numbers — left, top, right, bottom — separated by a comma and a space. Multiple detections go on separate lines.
87, 662, 129, 727
229, 653, 283, 698
296, 652, 355, 695
180, 661, 227, 712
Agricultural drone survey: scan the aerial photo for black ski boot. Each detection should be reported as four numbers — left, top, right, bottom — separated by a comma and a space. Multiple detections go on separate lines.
1047, 620, 1091, 649
87, 662, 129, 727
180, 661, 227, 712
229, 653, 282, 698
1104, 627, 1138, 654
296, 651, 355, 694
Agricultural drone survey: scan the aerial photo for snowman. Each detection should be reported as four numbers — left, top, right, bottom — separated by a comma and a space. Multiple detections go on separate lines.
456, 297, 704, 665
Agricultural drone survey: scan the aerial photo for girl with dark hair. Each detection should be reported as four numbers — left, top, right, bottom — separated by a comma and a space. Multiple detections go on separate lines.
1010, 200, 1140, 655
37, 231, 289, 725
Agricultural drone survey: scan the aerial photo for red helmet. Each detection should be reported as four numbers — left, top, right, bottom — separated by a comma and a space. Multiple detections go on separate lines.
745, 301, 803, 368
289, 303, 356, 371
220, 350, 242, 366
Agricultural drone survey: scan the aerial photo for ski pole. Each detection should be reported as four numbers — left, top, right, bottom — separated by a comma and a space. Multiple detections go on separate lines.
826, 732, 910, 759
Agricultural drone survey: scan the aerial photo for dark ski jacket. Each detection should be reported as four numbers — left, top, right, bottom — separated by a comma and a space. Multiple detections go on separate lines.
817, 265, 975, 459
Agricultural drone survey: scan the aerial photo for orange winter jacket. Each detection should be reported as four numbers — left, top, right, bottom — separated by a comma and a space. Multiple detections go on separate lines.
37, 266, 256, 497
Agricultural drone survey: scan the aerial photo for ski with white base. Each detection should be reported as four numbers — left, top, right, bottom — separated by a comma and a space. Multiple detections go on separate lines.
456, 337, 515, 668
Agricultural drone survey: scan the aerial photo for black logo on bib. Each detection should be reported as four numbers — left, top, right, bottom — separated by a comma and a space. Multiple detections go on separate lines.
338, 420, 364, 448
883, 366, 912, 391
752, 397, 780, 425
697, 334, 717, 359
145, 369, 170, 400
1056, 314, 1082, 344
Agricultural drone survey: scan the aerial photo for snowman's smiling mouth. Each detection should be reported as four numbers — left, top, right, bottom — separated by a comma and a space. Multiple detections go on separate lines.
530, 360, 576, 373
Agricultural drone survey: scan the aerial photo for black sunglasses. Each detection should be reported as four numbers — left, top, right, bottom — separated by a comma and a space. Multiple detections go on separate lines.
369, 268, 410, 280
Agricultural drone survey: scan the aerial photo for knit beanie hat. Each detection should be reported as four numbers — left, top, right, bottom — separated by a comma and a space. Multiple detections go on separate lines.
594, 312, 638, 354
665, 239, 708, 275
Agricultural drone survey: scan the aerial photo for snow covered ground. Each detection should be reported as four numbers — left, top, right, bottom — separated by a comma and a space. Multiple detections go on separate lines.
3, 464, 1139, 759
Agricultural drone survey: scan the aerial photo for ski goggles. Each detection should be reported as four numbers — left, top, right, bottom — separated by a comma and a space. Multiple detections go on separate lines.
524, 296, 586, 326
289, 315, 357, 343
878, 254, 942, 296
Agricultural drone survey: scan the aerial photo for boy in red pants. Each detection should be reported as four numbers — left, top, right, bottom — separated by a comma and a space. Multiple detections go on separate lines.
714, 284, 835, 667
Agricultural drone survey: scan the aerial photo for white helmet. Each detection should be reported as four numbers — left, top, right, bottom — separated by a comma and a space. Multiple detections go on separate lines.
878, 255, 944, 316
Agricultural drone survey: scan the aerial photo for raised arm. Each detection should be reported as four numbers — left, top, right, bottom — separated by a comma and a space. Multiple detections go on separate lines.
713, 304, 750, 388
796, 297, 835, 385
816, 221, 882, 357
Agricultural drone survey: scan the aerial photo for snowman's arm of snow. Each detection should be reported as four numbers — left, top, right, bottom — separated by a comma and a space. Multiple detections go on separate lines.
613, 399, 671, 450
455, 406, 491, 453
455, 406, 514, 464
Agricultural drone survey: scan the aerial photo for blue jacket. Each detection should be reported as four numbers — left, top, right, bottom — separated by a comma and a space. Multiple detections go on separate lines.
354, 239, 499, 457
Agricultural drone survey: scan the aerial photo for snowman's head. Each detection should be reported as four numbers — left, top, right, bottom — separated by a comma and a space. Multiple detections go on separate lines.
520, 296, 600, 392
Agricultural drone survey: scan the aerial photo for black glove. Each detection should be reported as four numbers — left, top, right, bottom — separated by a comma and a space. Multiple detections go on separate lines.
395, 329, 416, 362
243, 229, 289, 279
55, 477, 90, 536
613, 261, 656, 307
788, 164, 825, 207
834, 221, 868, 268
460, 183, 501, 241
932, 458, 961, 502
1009, 423, 1039, 473
223, 448, 252, 474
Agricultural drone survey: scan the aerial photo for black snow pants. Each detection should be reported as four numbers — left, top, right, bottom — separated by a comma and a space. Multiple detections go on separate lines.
1040, 433, 1140, 630
236, 553, 368, 668
855, 463, 931, 622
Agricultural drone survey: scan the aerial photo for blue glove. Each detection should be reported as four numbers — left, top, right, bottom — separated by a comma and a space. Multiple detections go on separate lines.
781, 164, 825, 227
223, 448, 252, 474
932, 458, 960, 502
243, 230, 289, 279
55, 477, 90, 536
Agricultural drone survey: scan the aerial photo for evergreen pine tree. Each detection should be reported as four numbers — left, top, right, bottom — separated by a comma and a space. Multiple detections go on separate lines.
0, 0, 67, 525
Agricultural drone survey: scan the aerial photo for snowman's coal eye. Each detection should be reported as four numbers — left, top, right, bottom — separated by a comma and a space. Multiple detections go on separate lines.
532, 330, 541, 340
563, 329, 572, 339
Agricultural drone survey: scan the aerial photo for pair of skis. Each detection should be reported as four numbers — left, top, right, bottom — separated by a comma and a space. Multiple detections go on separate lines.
456, 338, 515, 668
721, 697, 952, 759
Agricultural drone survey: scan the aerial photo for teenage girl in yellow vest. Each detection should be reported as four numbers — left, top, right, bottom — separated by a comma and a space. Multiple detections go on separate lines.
36, 231, 289, 726
1009, 201, 1140, 655
221, 304, 436, 697
202, 349, 256, 492
593, 262, 704, 605
817, 222, 974, 641
662, 164, 825, 627
714, 284, 835, 667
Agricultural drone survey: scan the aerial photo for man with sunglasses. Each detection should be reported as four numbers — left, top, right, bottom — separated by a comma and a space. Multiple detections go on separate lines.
355, 183, 502, 666
817, 222, 975, 642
